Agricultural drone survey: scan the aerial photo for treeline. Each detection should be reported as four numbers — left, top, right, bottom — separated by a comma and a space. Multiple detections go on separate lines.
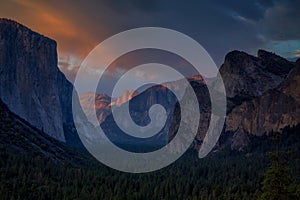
0, 125, 299, 200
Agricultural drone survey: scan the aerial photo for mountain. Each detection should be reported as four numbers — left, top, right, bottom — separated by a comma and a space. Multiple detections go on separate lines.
79, 93, 112, 125
220, 50, 294, 111
100, 76, 210, 151
0, 19, 80, 144
1, 18, 298, 154
79, 90, 138, 125
99, 50, 299, 151
226, 58, 300, 149
80, 76, 206, 126
112, 90, 139, 106
79, 76, 207, 126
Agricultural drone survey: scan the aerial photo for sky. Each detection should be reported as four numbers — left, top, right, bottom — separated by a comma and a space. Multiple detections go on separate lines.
0, 0, 300, 95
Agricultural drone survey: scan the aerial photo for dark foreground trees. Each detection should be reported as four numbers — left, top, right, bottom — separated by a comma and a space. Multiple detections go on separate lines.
0, 125, 299, 199
259, 131, 299, 200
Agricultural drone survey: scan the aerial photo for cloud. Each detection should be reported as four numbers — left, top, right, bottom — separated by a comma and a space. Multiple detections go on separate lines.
256, 0, 300, 59
1, 0, 299, 91
58, 55, 82, 82
1, 0, 98, 57
294, 50, 300, 57
260, 40, 300, 59
1, 0, 270, 65
259, 0, 300, 41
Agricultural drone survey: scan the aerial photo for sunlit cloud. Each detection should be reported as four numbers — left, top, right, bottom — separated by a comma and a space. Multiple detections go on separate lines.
1, 0, 300, 92
1, 0, 98, 59
295, 50, 300, 57
10, 0, 78, 36
229, 11, 255, 25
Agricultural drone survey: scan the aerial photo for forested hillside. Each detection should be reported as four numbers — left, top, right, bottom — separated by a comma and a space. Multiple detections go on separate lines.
1, 119, 299, 199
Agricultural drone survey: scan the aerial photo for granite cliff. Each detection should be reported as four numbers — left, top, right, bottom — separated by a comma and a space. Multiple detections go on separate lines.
220, 50, 294, 111
0, 19, 75, 142
226, 58, 300, 149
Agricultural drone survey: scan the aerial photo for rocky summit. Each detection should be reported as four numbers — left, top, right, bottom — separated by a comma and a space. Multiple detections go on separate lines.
220, 50, 294, 111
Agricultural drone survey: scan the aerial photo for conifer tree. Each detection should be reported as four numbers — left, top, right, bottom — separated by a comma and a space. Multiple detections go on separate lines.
259, 132, 293, 200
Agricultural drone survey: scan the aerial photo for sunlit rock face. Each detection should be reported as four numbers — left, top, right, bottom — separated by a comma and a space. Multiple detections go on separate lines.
79, 90, 139, 125
112, 90, 139, 106
79, 93, 112, 125
0, 19, 75, 142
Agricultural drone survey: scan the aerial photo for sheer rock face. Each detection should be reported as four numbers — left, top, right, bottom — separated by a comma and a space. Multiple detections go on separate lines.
225, 60, 300, 128
0, 19, 74, 142
220, 50, 294, 111
224, 54, 299, 149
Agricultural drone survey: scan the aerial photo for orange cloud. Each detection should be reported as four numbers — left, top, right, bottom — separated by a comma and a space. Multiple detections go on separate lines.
1, 0, 97, 58
0, 1, 197, 83
10, 0, 76, 36
295, 50, 300, 57
0, 0, 106, 81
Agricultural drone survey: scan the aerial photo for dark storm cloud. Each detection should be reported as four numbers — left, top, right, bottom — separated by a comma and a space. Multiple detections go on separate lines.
99, 0, 299, 63
259, 0, 300, 41
213, 0, 274, 21
85, 0, 266, 65
1, 0, 299, 82
101, 0, 161, 13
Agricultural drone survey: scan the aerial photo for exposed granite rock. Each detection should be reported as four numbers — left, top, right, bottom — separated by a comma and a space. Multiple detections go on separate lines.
220, 50, 293, 111
79, 90, 139, 125
280, 58, 300, 103
101, 84, 179, 148
230, 130, 250, 151
257, 49, 294, 76
226, 59, 300, 150
112, 90, 139, 106
167, 80, 211, 151
79, 93, 112, 125
0, 18, 75, 142
100, 76, 210, 150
